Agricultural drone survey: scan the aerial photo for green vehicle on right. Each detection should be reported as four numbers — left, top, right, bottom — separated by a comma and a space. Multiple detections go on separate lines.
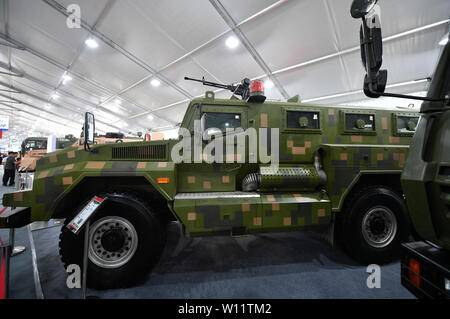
351, 0, 450, 299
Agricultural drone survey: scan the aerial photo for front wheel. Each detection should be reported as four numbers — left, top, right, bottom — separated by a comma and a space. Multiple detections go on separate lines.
59, 192, 165, 289
340, 185, 410, 264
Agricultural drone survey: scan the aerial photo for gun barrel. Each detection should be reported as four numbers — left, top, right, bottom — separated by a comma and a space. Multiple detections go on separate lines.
184, 76, 250, 100
184, 76, 232, 90
184, 76, 200, 82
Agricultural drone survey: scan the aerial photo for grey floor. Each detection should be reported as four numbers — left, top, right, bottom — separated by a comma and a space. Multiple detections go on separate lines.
0, 170, 415, 299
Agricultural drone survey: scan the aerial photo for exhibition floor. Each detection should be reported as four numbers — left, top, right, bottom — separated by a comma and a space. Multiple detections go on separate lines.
0, 171, 415, 299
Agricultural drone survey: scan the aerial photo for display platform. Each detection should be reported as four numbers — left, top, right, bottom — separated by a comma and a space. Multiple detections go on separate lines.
1, 227, 415, 298
0, 172, 414, 299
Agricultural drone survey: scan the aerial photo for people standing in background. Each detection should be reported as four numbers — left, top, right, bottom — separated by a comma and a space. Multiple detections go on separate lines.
2, 151, 16, 186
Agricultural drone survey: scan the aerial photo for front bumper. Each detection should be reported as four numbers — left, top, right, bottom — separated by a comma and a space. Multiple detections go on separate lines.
0, 206, 31, 228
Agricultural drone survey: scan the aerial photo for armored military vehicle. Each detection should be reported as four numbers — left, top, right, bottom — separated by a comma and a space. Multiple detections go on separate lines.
0, 44, 420, 290
17, 136, 78, 191
351, 0, 450, 298
19, 136, 78, 172
78, 132, 143, 146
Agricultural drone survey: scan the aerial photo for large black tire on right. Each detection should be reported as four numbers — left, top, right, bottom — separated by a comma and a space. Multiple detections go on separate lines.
59, 192, 165, 289
339, 185, 411, 265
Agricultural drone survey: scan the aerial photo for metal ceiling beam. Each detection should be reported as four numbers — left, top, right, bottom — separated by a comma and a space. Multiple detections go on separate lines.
42, 0, 194, 99
0, 31, 109, 94
0, 71, 21, 77
0, 100, 21, 103
0, 62, 117, 116
137, 18, 450, 113
0, 106, 77, 135
0, 33, 175, 127
104, 0, 288, 114
3, 0, 13, 71
0, 41, 24, 50
44, 0, 289, 116
0, 61, 174, 131
208, 0, 290, 99
0, 111, 62, 135
0, 62, 131, 125
272, 18, 450, 76
302, 78, 430, 103
0, 92, 83, 127
5, 0, 447, 127
0, 88, 20, 93
0, 100, 81, 132
157, 0, 288, 73
1, 0, 288, 129
51, 0, 116, 95
0, 82, 128, 134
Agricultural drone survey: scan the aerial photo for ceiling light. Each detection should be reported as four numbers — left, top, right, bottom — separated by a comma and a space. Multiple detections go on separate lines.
151, 79, 161, 87
51, 93, 59, 99
264, 80, 274, 89
439, 34, 449, 46
147, 114, 154, 120
115, 98, 122, 105
225, 36, 239, 49
62, 74, 72, 85
85, 38, 99, 49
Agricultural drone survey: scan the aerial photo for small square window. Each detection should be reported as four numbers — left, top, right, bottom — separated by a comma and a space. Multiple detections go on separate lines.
392, 113, 419, 136
396, 116, 419, 133
286, 111, 320, 129
345, 113, 375, 131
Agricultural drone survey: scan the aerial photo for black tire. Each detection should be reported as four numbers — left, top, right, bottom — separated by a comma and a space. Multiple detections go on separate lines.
59, 192, 166, 289
340, 185, 410, 265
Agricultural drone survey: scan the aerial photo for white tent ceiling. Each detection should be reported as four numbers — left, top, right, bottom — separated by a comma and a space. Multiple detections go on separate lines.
0, 0, 449, 144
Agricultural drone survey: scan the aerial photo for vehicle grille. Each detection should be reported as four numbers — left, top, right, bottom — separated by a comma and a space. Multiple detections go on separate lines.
112, 144, 167, 160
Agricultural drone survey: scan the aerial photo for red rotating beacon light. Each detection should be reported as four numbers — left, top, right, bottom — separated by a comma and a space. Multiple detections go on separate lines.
248, 79, 266, 103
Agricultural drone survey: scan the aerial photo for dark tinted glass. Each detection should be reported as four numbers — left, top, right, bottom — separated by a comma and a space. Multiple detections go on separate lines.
204, 112, 241, 131
397, 116, 419, 132
345, 113, 375, 131
286, 111, 320, 129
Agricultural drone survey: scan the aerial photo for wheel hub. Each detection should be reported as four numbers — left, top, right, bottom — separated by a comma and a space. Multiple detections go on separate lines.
361, 206, 397, 248
369, 217, 386, 235
101, 228, 125, 252
88, 216, 138, 269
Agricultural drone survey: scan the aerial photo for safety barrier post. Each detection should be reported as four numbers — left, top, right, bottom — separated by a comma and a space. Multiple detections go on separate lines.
0, 232, 12, 299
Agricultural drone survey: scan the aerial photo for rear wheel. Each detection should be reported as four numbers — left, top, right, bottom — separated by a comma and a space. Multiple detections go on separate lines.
340, 185, 410, 264
59, 192, 165, 289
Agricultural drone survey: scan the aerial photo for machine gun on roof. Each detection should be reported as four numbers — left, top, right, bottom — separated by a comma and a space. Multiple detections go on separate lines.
184, 76, 251, 100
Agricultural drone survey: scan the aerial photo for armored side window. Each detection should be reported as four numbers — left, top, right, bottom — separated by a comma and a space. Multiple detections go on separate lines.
201, 112, 241, 132
344, 113, 375, 132
397, 116, 419, 132
286, 111, 320, 129
392, 114, 419, 136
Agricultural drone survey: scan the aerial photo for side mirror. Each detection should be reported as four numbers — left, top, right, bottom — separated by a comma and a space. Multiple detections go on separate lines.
351, 0, 387, 98
351, 0, 446, 103
350, 0, 378, 19
84, 112, 95, 150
